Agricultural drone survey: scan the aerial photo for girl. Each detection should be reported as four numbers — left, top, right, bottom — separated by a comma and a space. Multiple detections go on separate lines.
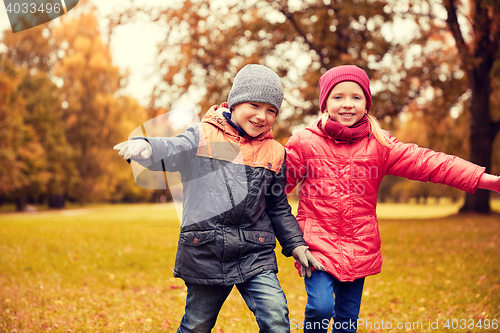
284, 65, 500, 333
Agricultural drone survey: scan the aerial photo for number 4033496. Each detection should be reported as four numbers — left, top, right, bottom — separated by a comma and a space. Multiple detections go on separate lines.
443, 319, 498, 330
5, 2, 62, 14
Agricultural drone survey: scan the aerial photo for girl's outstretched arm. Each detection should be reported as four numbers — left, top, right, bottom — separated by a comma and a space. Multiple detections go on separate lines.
384, 136, 485, 193
478, 173, 500, 193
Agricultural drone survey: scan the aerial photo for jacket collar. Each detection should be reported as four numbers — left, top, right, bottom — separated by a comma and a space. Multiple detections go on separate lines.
306, 116, 329, 138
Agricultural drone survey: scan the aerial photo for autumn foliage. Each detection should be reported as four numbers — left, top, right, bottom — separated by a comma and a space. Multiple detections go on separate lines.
1, 3, 149, 210
1, 0, 499, 212
109, 0, 500, 213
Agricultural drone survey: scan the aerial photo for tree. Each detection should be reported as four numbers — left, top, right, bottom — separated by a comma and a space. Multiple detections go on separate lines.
17, 69, 78, 209
377, 0, 500, 212
1, 22, 81, 210
2, 24, 55, 72
50, 2, 148, 203
0, 59, 28, 208
1, 2, 150, 208
0, 55, 75, 210
109, 0, 399, 122
441, 0, 500, 213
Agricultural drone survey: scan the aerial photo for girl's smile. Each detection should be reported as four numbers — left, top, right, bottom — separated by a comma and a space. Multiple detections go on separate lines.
325, 81, 367, 127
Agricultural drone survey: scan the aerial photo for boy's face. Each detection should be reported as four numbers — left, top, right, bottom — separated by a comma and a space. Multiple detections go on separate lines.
326, 81, 367, 127
231, 102, 277, 137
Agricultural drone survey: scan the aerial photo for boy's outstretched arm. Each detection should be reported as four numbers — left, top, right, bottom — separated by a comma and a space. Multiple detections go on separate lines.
478, 173, 500, 193
113, 125, 199, 172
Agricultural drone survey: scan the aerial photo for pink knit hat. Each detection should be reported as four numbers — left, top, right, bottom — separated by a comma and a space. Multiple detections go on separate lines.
319, 65, 372, 113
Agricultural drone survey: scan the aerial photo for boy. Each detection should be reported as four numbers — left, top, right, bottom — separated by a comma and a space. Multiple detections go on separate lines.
114, 64, 324, 333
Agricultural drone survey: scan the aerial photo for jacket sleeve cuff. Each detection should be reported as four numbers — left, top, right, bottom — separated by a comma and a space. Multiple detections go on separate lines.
281, 237, 308, 257
467, 166, 486, 193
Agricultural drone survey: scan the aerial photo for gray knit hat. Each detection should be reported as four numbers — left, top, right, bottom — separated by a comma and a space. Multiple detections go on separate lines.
227, 64, 284, 114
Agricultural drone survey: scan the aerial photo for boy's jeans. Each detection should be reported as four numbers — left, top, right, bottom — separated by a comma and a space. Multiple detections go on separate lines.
177, 270, 290, 333
304, 270, 365, 333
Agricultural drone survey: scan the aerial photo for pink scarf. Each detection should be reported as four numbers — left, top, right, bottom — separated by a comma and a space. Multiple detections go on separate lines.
319, 115, 370, 142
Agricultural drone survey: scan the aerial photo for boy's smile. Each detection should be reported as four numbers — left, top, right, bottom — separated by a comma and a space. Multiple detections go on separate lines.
326, 81, 367, 127
231, 102, 277, 137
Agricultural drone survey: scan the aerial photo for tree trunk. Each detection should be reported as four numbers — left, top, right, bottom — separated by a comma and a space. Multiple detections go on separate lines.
460, 66, 493, 214
15, 196, 27, 212
443, 0, 500, 214
48, 194, 66, 209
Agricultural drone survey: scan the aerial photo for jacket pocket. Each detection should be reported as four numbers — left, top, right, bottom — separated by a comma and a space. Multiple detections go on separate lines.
178, 230, 215, 247
242, 230, 276, 246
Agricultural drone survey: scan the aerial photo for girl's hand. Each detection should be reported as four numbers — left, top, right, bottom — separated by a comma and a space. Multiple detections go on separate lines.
113, 140, 152, 161
478, 173, 500, 193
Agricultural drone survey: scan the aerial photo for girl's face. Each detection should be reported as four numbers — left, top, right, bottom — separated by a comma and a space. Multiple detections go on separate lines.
231, 102, 277, 137
325, 81, 367, 127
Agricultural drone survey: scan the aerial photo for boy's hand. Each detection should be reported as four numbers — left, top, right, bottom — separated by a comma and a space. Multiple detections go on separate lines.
113, 140, 152, 161
292, 246, 326, 278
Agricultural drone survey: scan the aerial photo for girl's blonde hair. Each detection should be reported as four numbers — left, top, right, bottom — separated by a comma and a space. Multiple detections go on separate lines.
319, 112, 390, 147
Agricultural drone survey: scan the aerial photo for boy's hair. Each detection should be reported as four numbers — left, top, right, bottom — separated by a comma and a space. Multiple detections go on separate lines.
228, 64, 283, 114
318, 65, 389, 147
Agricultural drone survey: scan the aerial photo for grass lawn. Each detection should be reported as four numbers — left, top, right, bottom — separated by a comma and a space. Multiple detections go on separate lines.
0, 201, 499, 332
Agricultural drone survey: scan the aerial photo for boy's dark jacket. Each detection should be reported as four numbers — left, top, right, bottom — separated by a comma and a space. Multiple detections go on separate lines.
136, 106, 306, 285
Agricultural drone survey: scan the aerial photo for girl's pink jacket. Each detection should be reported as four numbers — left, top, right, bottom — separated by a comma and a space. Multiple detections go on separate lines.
285, 122, 485, 282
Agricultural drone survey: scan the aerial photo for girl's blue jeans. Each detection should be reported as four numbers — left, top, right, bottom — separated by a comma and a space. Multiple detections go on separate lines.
177, 270, 290, 333
304, 270, 365, 333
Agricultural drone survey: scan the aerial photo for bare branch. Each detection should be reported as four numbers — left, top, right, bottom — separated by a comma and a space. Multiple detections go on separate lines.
278, 6, 325, 68
442, 0, 474, 70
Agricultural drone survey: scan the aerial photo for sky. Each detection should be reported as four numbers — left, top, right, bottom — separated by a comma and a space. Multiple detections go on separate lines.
91, 0, 170, 106
0, 0, 168, 106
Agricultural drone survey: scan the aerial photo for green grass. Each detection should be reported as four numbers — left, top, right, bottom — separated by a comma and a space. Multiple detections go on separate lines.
0, 202, 499, 332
